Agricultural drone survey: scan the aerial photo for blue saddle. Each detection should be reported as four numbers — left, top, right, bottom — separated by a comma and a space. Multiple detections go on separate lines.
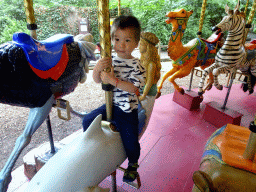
12, 32, 74, 71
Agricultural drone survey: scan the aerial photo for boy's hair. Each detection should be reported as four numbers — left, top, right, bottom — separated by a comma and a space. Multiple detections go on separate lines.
111, 15, 141, 43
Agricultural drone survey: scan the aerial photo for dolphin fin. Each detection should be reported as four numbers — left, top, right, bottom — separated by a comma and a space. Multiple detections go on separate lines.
84, 114, 103, 139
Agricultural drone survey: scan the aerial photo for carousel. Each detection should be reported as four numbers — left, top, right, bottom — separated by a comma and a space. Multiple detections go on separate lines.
0, 0, 256, 191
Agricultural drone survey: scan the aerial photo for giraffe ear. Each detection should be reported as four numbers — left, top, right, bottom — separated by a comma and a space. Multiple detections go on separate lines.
225, 4, 230, 15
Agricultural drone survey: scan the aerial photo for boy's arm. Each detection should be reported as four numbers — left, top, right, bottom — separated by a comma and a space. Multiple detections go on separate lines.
101, 70, 140, 95
116, 79, 139, 95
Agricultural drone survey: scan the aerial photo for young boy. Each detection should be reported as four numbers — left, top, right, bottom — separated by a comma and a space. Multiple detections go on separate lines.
82, 15, 145, 182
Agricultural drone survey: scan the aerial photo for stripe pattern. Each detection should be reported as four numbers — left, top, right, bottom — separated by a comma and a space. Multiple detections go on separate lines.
198, 12, 254, 94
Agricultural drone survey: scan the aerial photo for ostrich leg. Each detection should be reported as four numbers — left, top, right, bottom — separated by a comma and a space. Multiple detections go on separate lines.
0, 95, 55, 192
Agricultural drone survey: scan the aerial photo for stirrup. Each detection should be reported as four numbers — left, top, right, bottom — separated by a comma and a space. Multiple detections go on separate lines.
118, 166, 141, 189
54, 99, 71, 121
101, 121, 118, 132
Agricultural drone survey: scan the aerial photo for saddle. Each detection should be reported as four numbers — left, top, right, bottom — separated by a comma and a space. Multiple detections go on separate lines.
13, 32, 74, 80
245, 39, 256, 50
201, 31, 224, 45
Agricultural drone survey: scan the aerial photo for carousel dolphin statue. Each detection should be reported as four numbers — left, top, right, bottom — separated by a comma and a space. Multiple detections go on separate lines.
24, 114, 123, 192
24, 96, 155, 192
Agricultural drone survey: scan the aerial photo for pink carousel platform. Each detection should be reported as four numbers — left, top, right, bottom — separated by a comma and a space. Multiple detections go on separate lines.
7, 84, 256, 192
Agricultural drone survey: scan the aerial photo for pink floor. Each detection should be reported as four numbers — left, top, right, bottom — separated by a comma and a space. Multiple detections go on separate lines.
8, 84, 256, 192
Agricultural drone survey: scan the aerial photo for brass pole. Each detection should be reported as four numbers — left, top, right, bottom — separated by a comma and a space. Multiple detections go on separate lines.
118, 0, 121, 16
244, 0, 250, 16
24, 0, 56, 154
97, 0, 113, 121
198, 0, 207, 38
23, 0, 37, 39
243, 0, 256, 45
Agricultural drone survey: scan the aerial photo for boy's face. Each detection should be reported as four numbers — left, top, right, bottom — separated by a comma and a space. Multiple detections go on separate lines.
112, 28, 138, 59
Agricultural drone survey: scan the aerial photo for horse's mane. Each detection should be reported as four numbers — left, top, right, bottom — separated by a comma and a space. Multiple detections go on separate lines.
74, 33, 96, 81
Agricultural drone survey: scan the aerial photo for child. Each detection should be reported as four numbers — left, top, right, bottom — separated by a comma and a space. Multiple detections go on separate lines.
82, 15, 145, 182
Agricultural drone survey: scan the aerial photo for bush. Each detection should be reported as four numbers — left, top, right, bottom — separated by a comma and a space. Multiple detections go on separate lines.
1, 0, 254, 46
0, 18, 29, 44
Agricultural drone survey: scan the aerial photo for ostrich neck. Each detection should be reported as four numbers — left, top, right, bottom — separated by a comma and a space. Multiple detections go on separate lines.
167, 24, 188, 61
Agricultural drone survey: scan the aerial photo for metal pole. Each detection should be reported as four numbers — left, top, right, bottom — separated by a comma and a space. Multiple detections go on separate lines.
187, 68, 194, 92
46, 115, 56, 154
97, 0, 113, 122
197, 0, 207, 37
118, 0, 121, 16
111, 171, 117, 192
243, 0, 256, 45
97, 1, 116, 191
24, 0, 56, 154
221, 72, 235, 110
244, 0, 250, 16
23, 0, 37, 39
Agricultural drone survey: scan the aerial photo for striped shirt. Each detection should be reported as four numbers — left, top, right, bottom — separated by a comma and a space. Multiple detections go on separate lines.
112, 56, 146, 113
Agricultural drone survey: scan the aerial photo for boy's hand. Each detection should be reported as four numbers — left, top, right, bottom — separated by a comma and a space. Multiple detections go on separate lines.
139, 95, 146, 101
100, 67, 115, 85
95, 57, 112, 72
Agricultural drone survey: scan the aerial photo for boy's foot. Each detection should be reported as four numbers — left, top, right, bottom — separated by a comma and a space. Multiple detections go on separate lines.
123, 163, 139, 183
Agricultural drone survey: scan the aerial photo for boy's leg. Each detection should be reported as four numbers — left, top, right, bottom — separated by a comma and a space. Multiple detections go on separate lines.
113, 106, 140, 163
112, 106, 140, 182
82, 104, 106, 131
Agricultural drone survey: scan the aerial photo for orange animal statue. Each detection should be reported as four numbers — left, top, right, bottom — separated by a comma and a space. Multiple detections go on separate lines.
157, 8, 223, 97
192, 120, 256, 192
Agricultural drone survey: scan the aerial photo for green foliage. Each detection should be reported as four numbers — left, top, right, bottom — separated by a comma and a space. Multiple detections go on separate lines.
126, 0, 255, 45
34, 5, 85, 40
129, 0, 172, 45
34, 5, 131, 43
34, 0, 97, 8
0, 0, 255, 46
0, 0, 27, 21
0, 0, 28, 43
0, 18, 29, 44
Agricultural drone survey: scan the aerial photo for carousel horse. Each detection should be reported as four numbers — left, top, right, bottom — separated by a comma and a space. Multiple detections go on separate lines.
157, 8, 224, 97
0, 32, 96, 192
192, 123, 256, 192
198, 1, 256, 95
24, 33, 161, 192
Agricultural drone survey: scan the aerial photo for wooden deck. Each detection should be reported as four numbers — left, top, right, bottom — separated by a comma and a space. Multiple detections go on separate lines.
7, 84, 256, 192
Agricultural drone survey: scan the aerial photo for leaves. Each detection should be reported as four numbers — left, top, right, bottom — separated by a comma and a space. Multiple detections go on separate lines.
0, 0, 255, 45
0, 19, 29, 44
